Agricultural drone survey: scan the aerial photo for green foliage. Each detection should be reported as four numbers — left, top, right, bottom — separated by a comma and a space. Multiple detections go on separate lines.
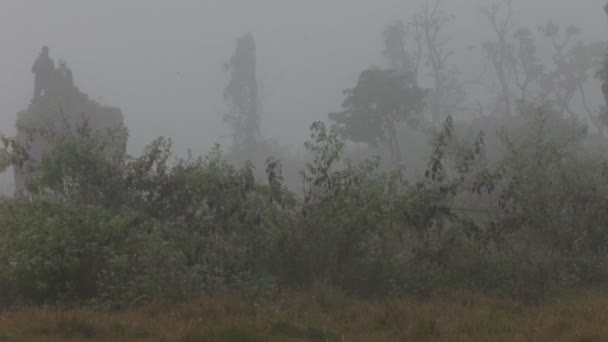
0, 199, 153, 305
2, 100, 608, 307
0, 122, 294, 306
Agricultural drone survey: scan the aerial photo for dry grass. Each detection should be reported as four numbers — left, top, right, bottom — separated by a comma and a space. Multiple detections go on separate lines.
1, 287, 608, 341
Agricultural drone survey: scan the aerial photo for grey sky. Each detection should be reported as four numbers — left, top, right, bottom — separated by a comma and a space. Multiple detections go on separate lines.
0, 0, 606, 169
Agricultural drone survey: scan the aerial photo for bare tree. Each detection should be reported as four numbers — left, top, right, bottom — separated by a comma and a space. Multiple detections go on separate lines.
413, 0, 463, 124
481, 0, 515, 117
597, 3, 608, 134
511, 27, 544, 104
538, 21, 606, 133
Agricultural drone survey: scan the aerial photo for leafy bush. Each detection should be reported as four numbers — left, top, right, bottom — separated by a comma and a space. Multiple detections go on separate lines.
2, 103, 608, 307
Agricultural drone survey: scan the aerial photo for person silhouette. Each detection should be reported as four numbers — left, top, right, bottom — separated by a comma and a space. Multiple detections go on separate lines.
57, 60, 74, 87
32, 46, 55, 99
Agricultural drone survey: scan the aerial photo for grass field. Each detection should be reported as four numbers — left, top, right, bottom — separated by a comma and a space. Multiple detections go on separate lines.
1, 287, 608, 341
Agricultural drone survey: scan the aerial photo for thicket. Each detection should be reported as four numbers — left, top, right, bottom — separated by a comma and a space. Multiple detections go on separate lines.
1, 100, 608, 309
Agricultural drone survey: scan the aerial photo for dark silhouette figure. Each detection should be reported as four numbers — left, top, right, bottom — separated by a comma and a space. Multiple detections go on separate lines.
56, 60, 74, 88
15, 48, 128, 196
31, 46, 55, 99
54, 59, 75, 97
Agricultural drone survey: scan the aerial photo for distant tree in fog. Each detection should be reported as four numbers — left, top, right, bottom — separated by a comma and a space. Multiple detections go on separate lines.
481, 0, 515, 117
223, 33, 260, 150
480, 3, 607, 133
383, 20, 417, 79
329, 67, 427, 165
539, 21, 606, 128
598, 34, 608, 133
412, 0, 465, 124
511, 27, 544, 104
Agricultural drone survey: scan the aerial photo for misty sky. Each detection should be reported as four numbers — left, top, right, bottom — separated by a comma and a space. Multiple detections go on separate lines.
0, 1, 606, 192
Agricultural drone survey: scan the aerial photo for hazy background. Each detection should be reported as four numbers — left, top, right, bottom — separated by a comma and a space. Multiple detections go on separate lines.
1, 0, 606, 192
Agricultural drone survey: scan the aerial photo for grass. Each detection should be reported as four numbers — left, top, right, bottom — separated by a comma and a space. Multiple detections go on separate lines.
1, 287, 608, 341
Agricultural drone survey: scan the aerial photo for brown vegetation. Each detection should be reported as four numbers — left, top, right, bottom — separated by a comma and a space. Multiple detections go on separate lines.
1, 286, 608, 341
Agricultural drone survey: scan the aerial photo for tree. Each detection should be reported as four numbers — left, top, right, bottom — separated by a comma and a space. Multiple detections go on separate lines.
383, 20, 416, 78
412, 0, 465, 124
598, 53, 608, 133
329, 67, 427, 165
482, 0, 515, 117
598, 4, 608, 133
511, 27, 544, 104
538, 21, 606, 130
224, 33, 260, 150
481, 8, 606, 131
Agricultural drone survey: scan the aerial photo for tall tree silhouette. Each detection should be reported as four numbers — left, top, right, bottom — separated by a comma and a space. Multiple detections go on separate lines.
383, 20, 416, 79
482, 0, 515, 117
224, 33, 260, 150
413, 0, 464, 124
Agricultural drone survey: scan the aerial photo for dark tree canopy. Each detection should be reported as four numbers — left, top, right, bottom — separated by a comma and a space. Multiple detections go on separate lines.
329, 67, 427, 163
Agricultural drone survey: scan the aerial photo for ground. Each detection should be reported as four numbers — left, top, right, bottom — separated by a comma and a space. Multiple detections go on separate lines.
1, 288, 608, 341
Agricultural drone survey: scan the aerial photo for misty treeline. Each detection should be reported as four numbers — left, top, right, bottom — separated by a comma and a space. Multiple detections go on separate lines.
2, 0, 608, 308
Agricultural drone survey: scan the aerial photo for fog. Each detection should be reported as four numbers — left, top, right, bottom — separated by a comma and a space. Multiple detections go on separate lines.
5, 1, 608, 323
1, 0, 607, 192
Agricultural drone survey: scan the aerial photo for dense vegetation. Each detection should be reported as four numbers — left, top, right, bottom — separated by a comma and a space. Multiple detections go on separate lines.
1, 100, 608, 310
3, 6, 608, 342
